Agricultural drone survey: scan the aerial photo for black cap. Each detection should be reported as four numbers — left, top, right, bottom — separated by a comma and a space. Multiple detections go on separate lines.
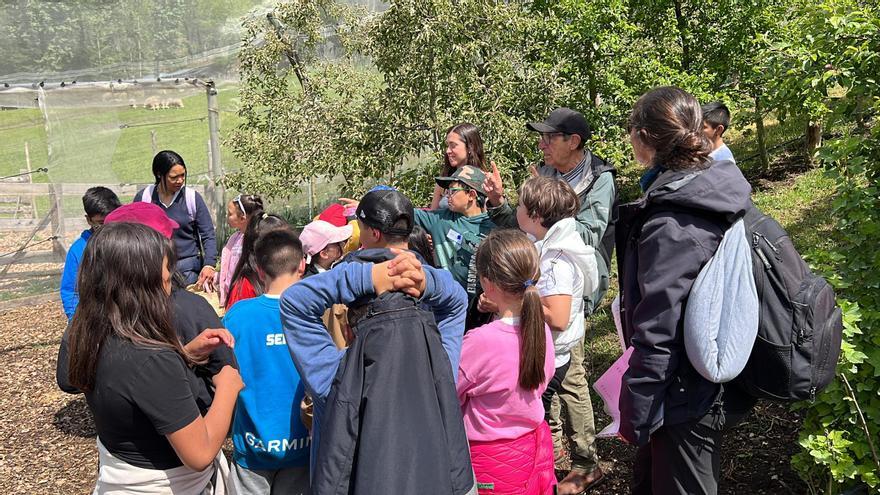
356, 189, 414, 237
526, 107, 592, 141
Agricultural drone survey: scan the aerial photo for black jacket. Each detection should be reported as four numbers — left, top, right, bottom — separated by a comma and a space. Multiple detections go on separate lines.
312, 249, 475, 495
616, 160, 752, 445
56, 288, 237, 414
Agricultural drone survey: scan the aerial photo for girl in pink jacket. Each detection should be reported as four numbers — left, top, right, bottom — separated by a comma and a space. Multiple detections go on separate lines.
457, 229, 557, 494
217, 194, 262, 307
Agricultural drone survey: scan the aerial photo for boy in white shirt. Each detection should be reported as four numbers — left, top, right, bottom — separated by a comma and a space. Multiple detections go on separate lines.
702, 102, 736, 164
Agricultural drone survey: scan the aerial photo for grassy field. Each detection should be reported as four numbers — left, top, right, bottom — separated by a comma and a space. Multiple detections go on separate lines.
0, 83, 242, 186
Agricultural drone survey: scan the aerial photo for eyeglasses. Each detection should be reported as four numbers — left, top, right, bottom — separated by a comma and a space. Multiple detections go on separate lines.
445, 187, 469, 197
539, 132, 566, 145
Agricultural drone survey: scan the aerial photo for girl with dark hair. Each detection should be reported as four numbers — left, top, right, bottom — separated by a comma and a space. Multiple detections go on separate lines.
225, 213, 290, 310
217, 194, 264, 307
456, 229, 556, 494
407, 224, 435, 267
617, 86, 756, 494
430, 123, 491, 210
67, 222, 242, 493
136, 150, 218, 288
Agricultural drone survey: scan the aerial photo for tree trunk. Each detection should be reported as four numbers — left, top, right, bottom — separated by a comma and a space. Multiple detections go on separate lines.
754, 94, 769, 172
673, 0, 690, 72
585, 49, 598, 108
806, 122, 822, 165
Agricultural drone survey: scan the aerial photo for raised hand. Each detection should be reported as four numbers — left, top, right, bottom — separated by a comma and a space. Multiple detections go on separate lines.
339, 198, 360, 210
482, 160, 505, 207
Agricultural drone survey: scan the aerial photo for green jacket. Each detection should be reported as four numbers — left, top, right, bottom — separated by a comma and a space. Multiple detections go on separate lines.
488, 153, 616, 314
414, 209, 496, 300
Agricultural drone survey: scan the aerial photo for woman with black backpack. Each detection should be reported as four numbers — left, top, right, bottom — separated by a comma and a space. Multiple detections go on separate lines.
616, 86, 756, 495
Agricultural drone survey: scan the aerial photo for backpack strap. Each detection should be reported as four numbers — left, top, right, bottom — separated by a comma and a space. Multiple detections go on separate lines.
578, 154, 616, 196
140, 184, 155, 203
184, 187, 197, 224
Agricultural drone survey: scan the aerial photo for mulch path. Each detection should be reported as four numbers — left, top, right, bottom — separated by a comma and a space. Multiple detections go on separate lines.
0, 300, 809, 494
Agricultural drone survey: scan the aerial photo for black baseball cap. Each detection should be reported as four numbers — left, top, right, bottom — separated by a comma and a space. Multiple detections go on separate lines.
526, 107, 592, 141
356, 189, 414, 237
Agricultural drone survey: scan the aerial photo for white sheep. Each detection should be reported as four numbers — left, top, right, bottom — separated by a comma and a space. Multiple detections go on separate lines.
144, 96, 162, 110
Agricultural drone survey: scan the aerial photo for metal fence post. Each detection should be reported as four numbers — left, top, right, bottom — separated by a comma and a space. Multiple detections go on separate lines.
206, 81, 225, 235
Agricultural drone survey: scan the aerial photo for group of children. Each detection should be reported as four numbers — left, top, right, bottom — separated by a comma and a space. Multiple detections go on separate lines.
57, 96, 739, 495
210, 171, 608, 494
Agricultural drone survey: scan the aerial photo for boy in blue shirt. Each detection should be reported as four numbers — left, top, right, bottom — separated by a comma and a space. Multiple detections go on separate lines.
60, 187, 121, 319
223, 228, 310, 494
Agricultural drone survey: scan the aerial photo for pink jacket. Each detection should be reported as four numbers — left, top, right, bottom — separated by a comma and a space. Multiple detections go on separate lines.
469, 421, 556, 494
217, 231, 243, 306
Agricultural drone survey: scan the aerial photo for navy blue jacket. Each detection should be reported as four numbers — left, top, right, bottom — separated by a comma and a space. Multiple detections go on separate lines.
135, 186, 217, 267
616, 160, 752, 446
283, 249, 473, 494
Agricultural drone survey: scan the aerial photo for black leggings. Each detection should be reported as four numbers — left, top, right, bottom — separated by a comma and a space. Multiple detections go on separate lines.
541, 360, 571, 419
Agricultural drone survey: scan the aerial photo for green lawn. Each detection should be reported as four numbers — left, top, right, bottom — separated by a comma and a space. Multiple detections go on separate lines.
0, 83, 242, 185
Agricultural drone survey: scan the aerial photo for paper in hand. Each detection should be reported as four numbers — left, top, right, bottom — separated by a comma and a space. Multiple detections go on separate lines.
593, 346, 634, 438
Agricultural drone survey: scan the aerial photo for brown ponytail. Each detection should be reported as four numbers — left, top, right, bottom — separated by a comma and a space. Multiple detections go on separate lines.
628, 86, 713, 171
519, 283, 546, 390
475, 229, 546, 391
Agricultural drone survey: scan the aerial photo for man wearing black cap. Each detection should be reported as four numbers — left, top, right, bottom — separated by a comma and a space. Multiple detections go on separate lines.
483, 107, 615, 494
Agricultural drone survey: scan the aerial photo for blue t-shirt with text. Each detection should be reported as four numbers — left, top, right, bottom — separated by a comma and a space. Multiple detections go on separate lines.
223, 294, 310, 470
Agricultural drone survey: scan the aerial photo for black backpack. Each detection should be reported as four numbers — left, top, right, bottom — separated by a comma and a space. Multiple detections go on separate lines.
734, 203, 843, 401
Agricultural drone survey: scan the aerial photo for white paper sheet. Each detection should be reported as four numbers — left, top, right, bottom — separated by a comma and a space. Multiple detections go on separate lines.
593, 346, 634, 438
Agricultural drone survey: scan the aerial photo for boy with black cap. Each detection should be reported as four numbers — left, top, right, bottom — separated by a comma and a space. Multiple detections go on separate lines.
343, 170, 497, 306
281, 188, 476, 495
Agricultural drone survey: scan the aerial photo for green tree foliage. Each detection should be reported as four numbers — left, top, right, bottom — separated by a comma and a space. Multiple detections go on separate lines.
769, 1, 880, 491
227, 0, 573, 204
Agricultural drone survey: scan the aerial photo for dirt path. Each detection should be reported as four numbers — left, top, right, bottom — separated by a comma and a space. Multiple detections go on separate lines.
0, 301, 95, 494
0, 300, 808, 494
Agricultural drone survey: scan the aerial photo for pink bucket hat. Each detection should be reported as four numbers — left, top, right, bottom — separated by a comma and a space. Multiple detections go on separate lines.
300, 219, 353, 259
104, 202, 179, 239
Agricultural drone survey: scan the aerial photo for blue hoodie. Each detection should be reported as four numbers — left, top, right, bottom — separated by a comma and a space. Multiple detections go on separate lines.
60, 229, 91, 319
280, 258, 467, 473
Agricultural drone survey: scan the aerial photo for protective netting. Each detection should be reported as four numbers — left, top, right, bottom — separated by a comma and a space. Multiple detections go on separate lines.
0, 81, 226, 211
0, 0, 388, 304
0, 80, 238, 304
